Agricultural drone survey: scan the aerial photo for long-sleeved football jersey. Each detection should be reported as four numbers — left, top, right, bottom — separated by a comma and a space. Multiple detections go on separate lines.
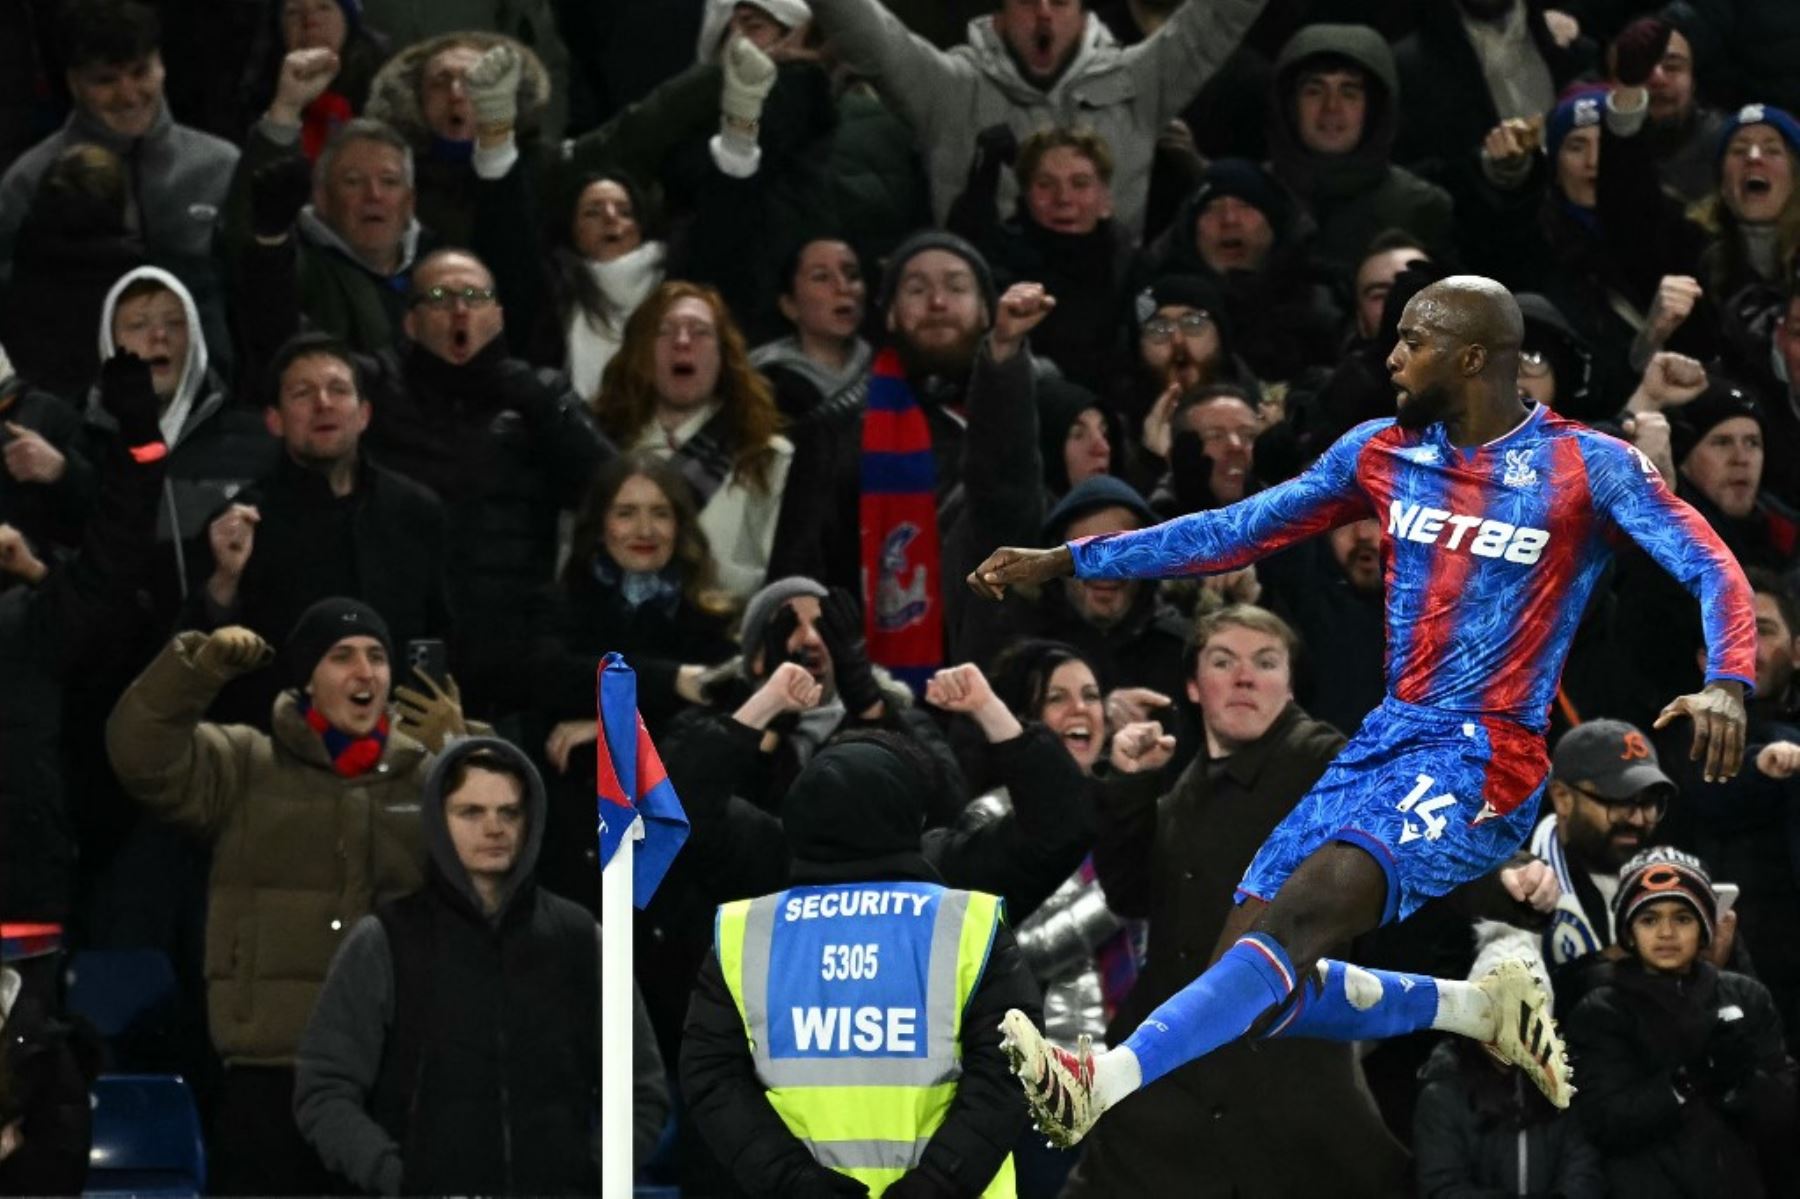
1070, 405, 1756, 732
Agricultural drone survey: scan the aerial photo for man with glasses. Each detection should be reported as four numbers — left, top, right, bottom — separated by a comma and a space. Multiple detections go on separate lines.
1532, 719, 1680, 986
350, 248, 603, 720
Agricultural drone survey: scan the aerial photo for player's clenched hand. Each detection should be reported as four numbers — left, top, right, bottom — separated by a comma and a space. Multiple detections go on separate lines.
1654, 680, 1747, 783
1755, 740, 1800, 779
966, 545, 1073, 601
1500, 858, 1561, 913
1110, 721, 1175, 774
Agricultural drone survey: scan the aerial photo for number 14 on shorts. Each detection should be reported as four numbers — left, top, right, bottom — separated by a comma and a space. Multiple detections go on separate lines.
1397, 774, 1457, 844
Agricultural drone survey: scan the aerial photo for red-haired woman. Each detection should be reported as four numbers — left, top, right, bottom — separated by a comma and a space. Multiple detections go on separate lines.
595, 281, 802, 599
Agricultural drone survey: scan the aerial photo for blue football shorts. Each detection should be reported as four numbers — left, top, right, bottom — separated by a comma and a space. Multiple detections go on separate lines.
1236, 696, 1548, 924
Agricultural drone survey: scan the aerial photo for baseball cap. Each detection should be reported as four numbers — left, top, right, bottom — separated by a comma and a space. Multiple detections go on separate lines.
1550, 719, 1675, 800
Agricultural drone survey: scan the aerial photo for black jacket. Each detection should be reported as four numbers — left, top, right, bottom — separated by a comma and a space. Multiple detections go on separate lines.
679, 862, 1039, 1199
1259, 539, 1385, 738
946, 148, 1133, 393
80, 372, 281, 626
1, 430, 165, 922
185, 452, 453, 727
295, 737, 601, 1196
1265, 23, 1456, 280
1138, 191, 1343, 384
1412, 1038, 1605, 1199
528, 561, 737, 910
0, 382, 92, 552
0, 223, 143, 404
1393, 0, 1588, 180
358, 340, 606, 716
1067, 701, 1409, 1198
1566, 958, 1797, 1199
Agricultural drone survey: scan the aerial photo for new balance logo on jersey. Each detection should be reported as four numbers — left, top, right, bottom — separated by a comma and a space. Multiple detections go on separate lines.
1387, 501, 1550, 564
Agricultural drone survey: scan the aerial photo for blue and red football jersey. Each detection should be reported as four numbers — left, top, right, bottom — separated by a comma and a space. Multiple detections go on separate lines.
1070, 405, 1757, 733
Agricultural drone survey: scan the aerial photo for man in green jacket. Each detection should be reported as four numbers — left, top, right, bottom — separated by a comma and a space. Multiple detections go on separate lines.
106, 598, 451, 1195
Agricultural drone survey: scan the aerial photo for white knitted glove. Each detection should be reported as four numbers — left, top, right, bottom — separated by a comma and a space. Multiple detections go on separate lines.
467, 43, 521, 129
720, 34, 776, 126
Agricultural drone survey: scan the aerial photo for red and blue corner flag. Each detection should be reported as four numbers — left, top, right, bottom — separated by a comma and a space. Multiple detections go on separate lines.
596, 652, 689, 907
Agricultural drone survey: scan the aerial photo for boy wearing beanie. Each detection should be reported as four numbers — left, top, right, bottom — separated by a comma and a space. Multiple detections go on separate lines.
1563, 846, 1796, 1197
104, 598, 462, 1194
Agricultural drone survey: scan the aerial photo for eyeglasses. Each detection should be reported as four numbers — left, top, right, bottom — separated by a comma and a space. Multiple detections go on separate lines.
1520, 349, 1553, 378
1569, 783, 1668, 821
411, 286, 497, 311
1141, 312, 1213, 344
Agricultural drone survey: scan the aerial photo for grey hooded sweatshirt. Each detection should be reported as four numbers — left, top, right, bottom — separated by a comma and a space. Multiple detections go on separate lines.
807, 0, 1267, 235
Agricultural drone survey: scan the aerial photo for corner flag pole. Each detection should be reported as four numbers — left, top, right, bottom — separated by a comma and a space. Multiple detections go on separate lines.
600, 814, 641, 1199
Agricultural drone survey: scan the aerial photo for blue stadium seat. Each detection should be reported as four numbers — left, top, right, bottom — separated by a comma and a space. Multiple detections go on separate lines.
65, 950, 177, 1042
84, 1074, 206, 1199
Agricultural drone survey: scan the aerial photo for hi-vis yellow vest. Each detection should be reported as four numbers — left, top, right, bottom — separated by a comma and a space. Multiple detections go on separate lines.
715, 882, 1016, 1197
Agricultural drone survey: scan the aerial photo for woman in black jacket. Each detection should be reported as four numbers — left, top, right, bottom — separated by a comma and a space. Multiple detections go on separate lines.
538, 451, 737, 752
532, 452, 737, 910
1565, 847, 1797, 1198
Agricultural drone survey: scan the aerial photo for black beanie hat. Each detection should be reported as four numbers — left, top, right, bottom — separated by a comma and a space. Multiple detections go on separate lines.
1614, 846, 1718, 948
1189, 158, 1292, 241
285, 597, 394, 686
782, 740, 931, 878
1037, 377, 1114, 494
876, 230, 999, 315
1042, 475, 1157, 543
1132, 273, 1233, 349
1668, 379, 1763, 468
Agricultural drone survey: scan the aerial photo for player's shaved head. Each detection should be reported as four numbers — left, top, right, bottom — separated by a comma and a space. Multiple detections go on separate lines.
1389, 275, 1528, 434
1406, 276, 1523, 355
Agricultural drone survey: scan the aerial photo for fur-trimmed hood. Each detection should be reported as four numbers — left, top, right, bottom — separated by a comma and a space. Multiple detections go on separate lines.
364, 31, 553, 146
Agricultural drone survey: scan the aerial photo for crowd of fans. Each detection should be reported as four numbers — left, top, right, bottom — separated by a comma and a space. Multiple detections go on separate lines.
1, 0, 1799, 1195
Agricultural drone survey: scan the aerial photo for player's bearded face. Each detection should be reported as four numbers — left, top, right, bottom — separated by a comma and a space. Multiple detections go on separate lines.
1388, 312, 1459, 429
1394, 377, 1453, 429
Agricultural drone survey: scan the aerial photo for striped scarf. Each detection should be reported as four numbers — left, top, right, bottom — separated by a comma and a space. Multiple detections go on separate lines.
858, 348, 942, 693
301, 698, 391, 778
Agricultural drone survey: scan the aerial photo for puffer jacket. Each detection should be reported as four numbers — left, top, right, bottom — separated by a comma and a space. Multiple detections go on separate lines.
1266, 23, 1455, 279
961, 789, 1132, 1049
807, 0, 1267, 235
1413, 1037, 1605, 1199
104, 633, 431, 1065
1665, 0, 1800, 113
1566, 958, 1797, 1199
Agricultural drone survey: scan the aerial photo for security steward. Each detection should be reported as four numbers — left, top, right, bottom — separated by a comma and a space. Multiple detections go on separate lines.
681, 731, 1040, 1198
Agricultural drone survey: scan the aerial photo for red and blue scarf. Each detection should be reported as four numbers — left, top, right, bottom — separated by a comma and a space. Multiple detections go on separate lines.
301, 698, 391, 778
859, 349, 943, 694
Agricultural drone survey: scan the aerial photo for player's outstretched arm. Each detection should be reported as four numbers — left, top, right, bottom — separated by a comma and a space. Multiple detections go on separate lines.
1654, 680, 1747, 783
967, 545, 1074, 601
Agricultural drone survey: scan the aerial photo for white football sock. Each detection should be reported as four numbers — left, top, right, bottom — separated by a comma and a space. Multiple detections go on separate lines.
1430, 979, 1498, 1041
1090, 1045, 1143, 1109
